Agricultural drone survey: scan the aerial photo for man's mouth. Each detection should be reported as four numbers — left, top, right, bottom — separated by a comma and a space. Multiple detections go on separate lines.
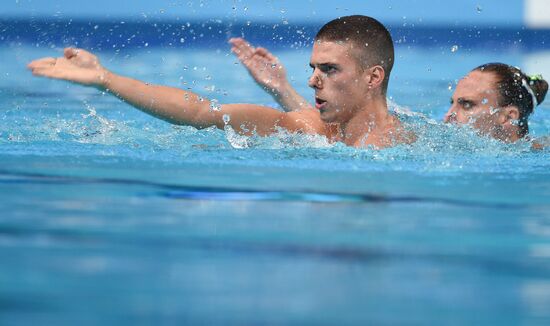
315, 97, 327, 111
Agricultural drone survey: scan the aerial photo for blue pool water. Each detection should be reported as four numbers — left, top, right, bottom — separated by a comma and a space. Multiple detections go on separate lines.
2, 25, 550, 324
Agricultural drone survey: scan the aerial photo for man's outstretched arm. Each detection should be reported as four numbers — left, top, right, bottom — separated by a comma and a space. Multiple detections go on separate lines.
28, 48, 317, 136
229, 38, 314, 113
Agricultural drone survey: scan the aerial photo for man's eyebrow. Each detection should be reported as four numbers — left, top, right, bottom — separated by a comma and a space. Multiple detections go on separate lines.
310, 62, 338, 67
457, 98, 475, 105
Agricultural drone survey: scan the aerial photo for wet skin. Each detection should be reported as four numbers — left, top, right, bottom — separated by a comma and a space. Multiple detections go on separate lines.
308, 41, 374, 124
444, 70, 520, 141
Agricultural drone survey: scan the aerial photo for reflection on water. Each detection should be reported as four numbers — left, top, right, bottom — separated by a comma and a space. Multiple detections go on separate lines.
522, 280, 550, 317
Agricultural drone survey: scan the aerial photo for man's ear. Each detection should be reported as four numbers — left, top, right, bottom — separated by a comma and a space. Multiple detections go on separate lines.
499, 106, 520, 125
366, 65, 385, 89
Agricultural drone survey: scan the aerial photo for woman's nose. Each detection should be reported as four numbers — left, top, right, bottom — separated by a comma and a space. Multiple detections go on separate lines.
444, 107, 457, 123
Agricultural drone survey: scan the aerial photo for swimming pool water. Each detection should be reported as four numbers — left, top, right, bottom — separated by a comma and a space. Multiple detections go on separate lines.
2, 41, 550, 324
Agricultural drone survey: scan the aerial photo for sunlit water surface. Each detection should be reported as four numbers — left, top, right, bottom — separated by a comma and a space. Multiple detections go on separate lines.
1, 45, 550, 324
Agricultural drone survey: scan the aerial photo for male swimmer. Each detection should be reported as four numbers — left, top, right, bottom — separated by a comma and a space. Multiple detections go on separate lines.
28, 15, 413, 149
230, 39, 548, 146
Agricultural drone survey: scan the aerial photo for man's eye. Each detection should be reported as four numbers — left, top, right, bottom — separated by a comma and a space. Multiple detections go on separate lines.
321, 66, 336, 73
463, 102, 473, 110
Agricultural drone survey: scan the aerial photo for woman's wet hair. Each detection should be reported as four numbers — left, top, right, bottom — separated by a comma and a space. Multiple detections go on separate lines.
474, 63, 548, 136
315, 15, 394, 93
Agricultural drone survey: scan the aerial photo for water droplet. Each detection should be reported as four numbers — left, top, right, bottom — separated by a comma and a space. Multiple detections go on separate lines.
223, 114, 231, 124
93, 25, 99, 30
482, 98, 488, 104
476, 5, 483, 13
210, 99, 221, 111
448, 83, 453, 91
450, 45, 459, 52
180, 38, 185, 43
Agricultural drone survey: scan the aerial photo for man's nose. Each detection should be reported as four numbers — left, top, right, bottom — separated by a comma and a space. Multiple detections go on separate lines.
308, 71, 322, 89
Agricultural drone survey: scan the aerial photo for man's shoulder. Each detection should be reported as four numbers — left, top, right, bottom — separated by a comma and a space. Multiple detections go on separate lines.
281, 109, 327, 134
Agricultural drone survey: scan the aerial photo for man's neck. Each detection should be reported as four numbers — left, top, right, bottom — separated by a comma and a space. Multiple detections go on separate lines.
340, 96, 393, 146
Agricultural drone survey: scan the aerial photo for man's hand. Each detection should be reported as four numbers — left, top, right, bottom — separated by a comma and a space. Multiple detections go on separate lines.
27, 48, 109, 87
229, 37, 313, 113
229, 37, 289, 96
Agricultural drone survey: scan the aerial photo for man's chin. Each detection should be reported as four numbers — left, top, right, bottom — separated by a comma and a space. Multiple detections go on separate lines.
320, 110, 336, 123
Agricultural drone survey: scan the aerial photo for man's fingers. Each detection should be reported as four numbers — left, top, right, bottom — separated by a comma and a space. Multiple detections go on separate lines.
30, 65, 70, 81
29, 66, 55, 77
256, 47, 279, 63
27, 57, 56, 69
228, 37, 252, 49
232, 48, 255, 67
229, 38, 255, 59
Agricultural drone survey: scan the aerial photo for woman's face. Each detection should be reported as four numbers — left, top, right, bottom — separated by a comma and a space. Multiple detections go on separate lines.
444, 70, 506, 137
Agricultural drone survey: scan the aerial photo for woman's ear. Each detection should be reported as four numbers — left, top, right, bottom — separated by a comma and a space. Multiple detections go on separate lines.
499, 106, 520, 125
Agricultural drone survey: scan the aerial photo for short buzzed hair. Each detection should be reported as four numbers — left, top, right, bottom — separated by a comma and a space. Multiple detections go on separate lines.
315, 15, 394, 93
